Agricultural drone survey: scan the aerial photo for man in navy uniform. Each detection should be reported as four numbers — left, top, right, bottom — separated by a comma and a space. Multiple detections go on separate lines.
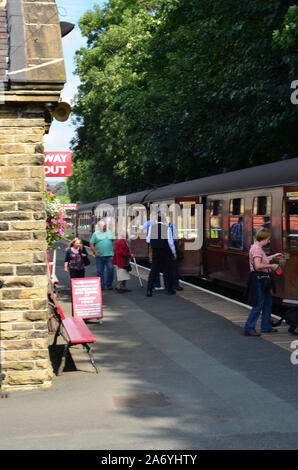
146, 214, 177, 297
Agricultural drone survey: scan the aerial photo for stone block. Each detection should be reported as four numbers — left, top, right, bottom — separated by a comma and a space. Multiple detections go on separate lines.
33, 252, 46, 263
4, 369, 53, 385
0, 299, 32, 310
0, 211, 32, 220
0, 143, 26, 154
0, 253, 32, 264
0, 202, 16, 212
2, 287, 46, 299
16, 264, 47, 275
1, 330, 30, 340
2, 339, 33, 350
0, 193, 29, 201
33, 338, 49, 350
32, 299, 48, 310
18, 201, 44, 211
7, 155, 44, 166
11, 220, 45, 231
11, 322, 36, 331
14, 180, 43, 192
0, 232, 31, 241
1, 167, 29, 178
3, 277, 34, 288
0, 180, 13, 192
0, 265, 14, 275
32, 231, 47, 240
4, 349, 49, 361
24, 310, 47, 322
0, 312, 23, 323
13, 241, 47, 251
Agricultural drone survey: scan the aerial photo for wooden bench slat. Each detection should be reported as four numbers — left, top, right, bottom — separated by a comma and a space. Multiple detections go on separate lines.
62, 317, 96, 344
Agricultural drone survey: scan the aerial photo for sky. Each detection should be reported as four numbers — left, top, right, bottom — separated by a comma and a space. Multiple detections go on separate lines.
45, 0, 105, 183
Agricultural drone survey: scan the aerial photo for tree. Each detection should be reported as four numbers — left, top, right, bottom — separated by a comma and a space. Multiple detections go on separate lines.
68, 0, 298, 203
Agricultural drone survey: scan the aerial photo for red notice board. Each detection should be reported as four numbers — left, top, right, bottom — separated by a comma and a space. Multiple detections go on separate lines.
71, 277, 103, 320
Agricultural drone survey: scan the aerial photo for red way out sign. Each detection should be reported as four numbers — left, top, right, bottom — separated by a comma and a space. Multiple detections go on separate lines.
44, 152, 72, 177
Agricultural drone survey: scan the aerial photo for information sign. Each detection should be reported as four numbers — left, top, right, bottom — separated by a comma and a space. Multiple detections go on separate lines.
44, 151, 72, 177
62, 203, 78, 211
71, 277, 103, 320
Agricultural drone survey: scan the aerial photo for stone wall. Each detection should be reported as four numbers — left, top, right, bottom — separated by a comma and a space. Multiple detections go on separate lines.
0, 103, 52, 391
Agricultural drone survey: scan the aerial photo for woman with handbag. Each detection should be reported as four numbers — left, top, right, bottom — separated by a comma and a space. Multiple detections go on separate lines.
244, 228, 282, 336
64, 238, 89, 279
112, 237, 133, 293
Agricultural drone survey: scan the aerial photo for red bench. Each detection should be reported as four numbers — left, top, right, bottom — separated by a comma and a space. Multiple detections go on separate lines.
49, 293, 98, 375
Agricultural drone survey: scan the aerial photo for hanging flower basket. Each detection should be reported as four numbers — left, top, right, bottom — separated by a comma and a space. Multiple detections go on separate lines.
46, 184, 72, 249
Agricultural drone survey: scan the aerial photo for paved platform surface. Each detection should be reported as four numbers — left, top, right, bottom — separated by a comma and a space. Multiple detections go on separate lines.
1, 242, 298, 450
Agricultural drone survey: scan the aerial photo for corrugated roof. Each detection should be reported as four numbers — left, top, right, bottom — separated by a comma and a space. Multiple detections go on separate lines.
143, 158, 298, 202
78, 158, 298, 211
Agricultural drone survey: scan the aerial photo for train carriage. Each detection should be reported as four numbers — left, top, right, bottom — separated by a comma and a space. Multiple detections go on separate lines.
75, 158, 298, 305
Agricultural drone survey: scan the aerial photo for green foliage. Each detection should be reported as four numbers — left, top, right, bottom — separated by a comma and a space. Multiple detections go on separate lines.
47, 182, 70, 203
273, 5, 298, 50
68, 0, 298, 203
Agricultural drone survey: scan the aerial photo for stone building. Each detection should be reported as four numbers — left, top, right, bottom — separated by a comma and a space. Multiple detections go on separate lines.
0, 0, 67, 391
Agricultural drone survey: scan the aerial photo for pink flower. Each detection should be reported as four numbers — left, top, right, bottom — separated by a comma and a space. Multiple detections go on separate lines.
60, 230, 65, 236
54, 228, 59, 233
46, 222, 49, 227
51, 219, 57, 224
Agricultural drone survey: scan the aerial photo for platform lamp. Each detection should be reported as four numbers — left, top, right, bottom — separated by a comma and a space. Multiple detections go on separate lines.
60, 21, 75, 38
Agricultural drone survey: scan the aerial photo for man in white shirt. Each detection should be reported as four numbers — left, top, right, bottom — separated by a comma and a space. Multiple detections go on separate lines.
146, 215, 177, 297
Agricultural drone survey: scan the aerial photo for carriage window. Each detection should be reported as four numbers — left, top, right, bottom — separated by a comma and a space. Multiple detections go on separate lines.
287, 201, 298, 250
208, 200, 223, 245
252, 196, 271, 252
229, 198, 244, 250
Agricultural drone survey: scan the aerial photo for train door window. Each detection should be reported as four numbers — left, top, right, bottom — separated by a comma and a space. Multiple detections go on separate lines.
207, 200, 223, 245
229, 198, 244, 250
252, 196, 271, 252
178, 201, 198, 239
286, 201, 298, 250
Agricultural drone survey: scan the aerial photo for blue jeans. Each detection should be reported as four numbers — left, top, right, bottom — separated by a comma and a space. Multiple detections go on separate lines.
96, 256, 114, 288
244, 279, 273, 332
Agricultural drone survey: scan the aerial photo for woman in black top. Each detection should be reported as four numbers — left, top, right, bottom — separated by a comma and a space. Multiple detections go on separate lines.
64, 238, 88, 278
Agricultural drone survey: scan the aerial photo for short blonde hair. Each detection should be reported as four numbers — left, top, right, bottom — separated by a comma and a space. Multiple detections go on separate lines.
68, 238, 82, 249
256, 228, 271, 242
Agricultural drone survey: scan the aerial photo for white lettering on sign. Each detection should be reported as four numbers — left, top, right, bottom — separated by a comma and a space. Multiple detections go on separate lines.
44, 151, 72, 177
44, 153, 69, 163
44, 166, 68, 175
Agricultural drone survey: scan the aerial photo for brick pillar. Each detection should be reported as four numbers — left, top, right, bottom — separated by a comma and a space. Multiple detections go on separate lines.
0, 103, 52, 391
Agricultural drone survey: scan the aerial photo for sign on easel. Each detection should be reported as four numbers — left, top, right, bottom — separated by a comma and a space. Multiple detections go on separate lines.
71, 277, 103, 320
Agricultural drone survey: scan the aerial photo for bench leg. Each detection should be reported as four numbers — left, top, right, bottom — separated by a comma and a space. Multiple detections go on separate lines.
83, 343, 99, 374
52, 322, 61, 349
57, 342, 71, 376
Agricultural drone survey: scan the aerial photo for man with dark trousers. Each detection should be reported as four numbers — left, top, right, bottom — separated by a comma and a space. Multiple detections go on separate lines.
146, 214, 177, 296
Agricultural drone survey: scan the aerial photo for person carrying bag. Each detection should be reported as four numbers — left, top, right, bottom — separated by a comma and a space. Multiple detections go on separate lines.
244, 228, 282, 336
64, 238, 89, 279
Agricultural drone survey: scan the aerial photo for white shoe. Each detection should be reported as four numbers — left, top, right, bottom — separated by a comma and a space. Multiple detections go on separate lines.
154, 286, 165, 290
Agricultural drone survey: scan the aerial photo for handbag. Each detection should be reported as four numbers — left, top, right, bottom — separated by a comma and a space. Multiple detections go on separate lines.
256, 273, 272, 292
124, 256, 132, 272
82, 255, 90, 266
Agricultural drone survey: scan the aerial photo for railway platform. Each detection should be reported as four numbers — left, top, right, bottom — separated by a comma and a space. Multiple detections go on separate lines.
1, 242, 298, 450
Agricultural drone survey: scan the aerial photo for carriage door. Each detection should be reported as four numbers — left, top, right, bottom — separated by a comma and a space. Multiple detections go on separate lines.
175, 197, 202, 276
283, 187, 298, 302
